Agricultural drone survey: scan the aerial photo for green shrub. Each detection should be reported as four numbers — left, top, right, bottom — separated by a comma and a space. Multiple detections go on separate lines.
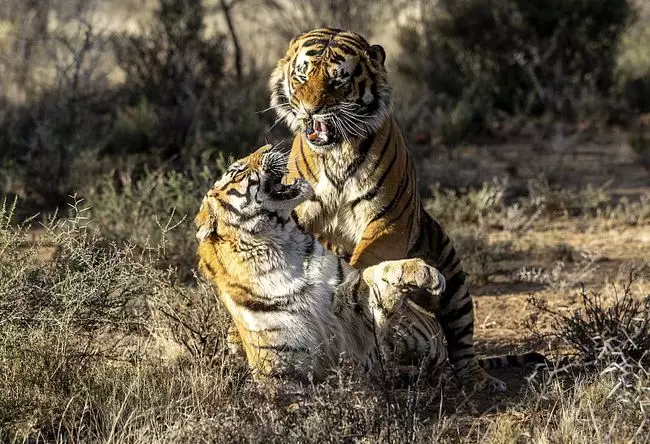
396, 0, 635, 140
110, 0, 266, 164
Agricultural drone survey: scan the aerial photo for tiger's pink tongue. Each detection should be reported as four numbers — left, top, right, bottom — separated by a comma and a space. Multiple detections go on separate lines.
307, 119, 330, 143
314, 120, 328, 133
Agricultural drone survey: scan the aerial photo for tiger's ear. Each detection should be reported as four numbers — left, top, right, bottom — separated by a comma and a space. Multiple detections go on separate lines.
195, 197, 217, 241
286, 32, 306, 58
290, 31, 307, 47
367, 44, 386, 67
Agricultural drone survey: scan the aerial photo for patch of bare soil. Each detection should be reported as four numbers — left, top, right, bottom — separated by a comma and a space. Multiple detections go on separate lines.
466, 223, 650, 404
417, 131, 650, 410
419, 128, 649, 193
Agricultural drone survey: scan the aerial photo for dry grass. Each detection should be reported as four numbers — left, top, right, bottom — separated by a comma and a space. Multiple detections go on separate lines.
1, 175, 649, 442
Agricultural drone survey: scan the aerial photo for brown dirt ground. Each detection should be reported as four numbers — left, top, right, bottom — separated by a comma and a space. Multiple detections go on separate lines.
419, 125, 649, 195
416, 131, 650, 409
474, 224, 650, 350
432, 222, 650, 413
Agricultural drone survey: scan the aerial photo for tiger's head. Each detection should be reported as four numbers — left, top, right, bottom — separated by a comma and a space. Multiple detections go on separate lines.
269, 27, 391, 152
195, 144, 313, 240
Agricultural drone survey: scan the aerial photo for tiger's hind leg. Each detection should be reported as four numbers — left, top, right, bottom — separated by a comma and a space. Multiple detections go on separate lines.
438, 268, 508, 393
411, 213, 509, 393
385, 303, 448, 378
360, 259, 448, 381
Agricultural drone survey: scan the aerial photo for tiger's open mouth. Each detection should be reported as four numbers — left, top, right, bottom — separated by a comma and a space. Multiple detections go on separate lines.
306, 118, 339, 146
268, 180, 303, 200
265, 171, 311, 202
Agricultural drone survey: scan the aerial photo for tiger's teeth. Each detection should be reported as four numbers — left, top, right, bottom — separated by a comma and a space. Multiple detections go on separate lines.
307, 119, 333, 145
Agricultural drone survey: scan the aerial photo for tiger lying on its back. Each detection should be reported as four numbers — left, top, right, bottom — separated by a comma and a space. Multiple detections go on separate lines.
195, 145, 448, 380
268, 27, 551, 391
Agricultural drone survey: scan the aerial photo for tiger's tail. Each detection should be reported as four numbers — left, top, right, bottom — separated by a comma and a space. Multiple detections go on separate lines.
478, 351, 551, 370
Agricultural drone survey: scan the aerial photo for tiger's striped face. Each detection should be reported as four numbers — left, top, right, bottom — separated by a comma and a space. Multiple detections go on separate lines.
269, 27, 391, 152
196, 145, 313, 238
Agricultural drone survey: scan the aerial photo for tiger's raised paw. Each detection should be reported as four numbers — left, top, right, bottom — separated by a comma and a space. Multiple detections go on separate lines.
380, 259, 446, 296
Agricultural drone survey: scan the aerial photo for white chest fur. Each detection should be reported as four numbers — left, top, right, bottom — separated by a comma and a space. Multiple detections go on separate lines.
224, 234, 349, 348
297, 149, 382, 254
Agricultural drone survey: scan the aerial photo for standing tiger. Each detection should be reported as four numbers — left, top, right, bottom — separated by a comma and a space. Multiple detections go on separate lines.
195, 145, 448, 380
269, 27, 533, 392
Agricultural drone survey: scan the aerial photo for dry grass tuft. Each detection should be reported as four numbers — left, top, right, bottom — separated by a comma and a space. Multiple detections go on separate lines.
1, 177, 649, 443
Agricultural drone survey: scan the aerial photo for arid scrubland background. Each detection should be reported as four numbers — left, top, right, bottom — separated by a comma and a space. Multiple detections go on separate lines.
1, 0, 650, 442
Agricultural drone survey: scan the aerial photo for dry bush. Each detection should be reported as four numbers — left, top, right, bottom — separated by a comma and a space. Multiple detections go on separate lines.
529, 274, 650, 373
524, 178, 611, 218
110, 0, 265, 163
425, 177, 649, 235
246, 0, 398, 43
107, 0, 269, 164
518, 251, 599, 292
426, 179, 508, 228
0, 6, 115, 211
0, 0, 268, 218
444, 228, 513, 285
629, 124, 650, 172
521, 274, 650, 442
0, 197, 153, 437
152, 275, 231, 364
84, 162, 226, 281
0, 196, 248, 442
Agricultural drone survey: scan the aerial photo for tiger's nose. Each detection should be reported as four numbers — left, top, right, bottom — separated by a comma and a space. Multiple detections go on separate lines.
303, 104, 324, 116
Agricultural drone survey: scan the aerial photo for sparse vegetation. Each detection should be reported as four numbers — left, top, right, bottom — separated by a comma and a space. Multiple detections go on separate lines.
529, 274, 650, 372
0, 0, 267, 215
1, 196, 649, 442
84, 163, 224, 281
395, 0, 636, 143
427, 177, 650, 233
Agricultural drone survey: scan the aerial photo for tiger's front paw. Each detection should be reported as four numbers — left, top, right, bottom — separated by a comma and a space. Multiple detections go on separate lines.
382, 259, 446, 297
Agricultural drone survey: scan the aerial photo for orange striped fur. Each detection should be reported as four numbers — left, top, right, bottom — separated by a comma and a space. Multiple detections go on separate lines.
195, 145, 449, 381
269, 27, 547, 392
